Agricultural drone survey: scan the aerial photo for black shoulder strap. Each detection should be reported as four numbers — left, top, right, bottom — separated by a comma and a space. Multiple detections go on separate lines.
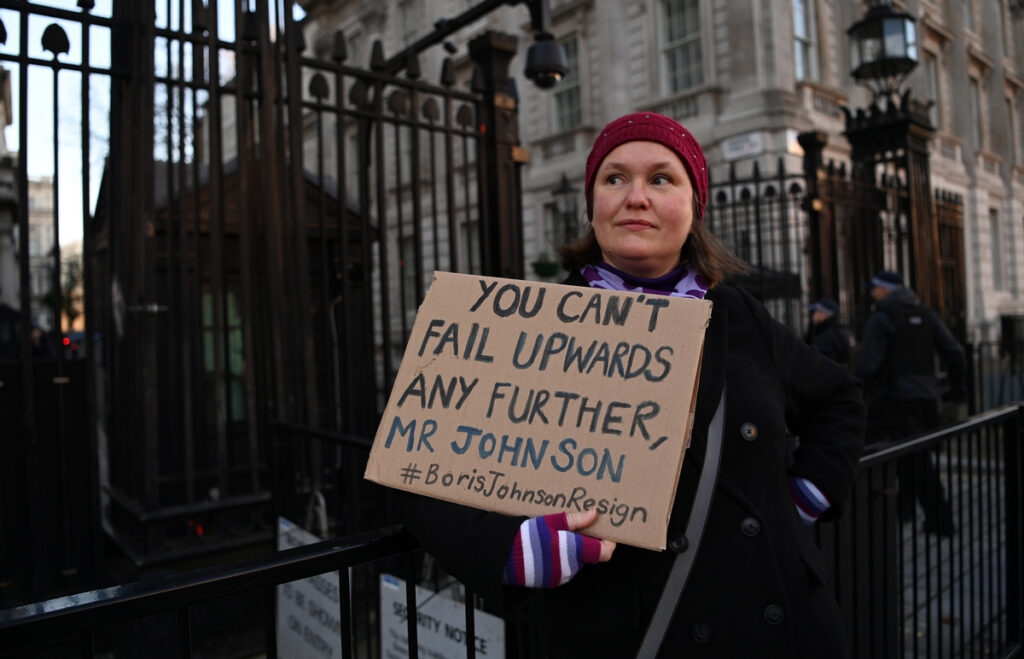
635, 388, 726, 659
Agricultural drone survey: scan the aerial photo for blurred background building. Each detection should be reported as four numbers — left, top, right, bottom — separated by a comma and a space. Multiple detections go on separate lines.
298, 0, 1024, 343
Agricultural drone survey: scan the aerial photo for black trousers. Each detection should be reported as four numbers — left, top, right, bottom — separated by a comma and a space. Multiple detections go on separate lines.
875, 399, 954, 528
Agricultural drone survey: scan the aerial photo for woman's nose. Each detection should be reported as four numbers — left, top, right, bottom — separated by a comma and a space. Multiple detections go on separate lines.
625, 181, 649, 207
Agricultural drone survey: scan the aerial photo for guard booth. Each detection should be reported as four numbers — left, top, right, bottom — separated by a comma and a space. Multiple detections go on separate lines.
0, 0, 532, 606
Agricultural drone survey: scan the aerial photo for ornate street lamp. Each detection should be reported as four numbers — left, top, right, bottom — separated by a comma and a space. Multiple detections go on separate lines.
847, 0, 918, 105
838, 0, 942, 336
531, 173, 578, 278
551, 172, 579, 247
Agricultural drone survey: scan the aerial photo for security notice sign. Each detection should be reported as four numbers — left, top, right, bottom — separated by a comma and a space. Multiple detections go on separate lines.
364, 271, 711, 549
276, 518, 343, 659
379, 574, 504, 659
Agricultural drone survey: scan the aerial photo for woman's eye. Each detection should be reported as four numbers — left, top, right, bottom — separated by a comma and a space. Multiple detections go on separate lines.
651, 173, 671, 185
606, 173, 625, 185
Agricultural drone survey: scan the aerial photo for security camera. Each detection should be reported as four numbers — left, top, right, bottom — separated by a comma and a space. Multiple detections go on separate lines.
524, 33, 568, 90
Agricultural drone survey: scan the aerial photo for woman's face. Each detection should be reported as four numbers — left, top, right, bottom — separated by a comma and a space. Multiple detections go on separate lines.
591, 141, 694, 279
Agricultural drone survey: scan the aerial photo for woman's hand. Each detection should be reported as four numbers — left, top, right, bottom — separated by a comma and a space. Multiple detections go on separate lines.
502, 511, 617, 588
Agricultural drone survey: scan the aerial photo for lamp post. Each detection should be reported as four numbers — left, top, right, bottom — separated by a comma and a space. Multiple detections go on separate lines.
551, 172, 579, 247
530, 173, 578, 278
838, 0, 941, 319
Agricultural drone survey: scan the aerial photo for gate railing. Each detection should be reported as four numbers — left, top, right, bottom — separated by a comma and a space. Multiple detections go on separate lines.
3, 404, 1021, 658
706, 157, 809, 330
0, 0, 531, 585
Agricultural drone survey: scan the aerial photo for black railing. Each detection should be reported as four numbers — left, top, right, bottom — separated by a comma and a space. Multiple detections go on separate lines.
816, 403, 1024, 658
3, 404, 1022, 659
0, 527, 423, 658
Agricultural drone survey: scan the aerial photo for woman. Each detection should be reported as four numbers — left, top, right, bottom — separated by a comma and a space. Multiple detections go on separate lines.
403, 112, 865, 657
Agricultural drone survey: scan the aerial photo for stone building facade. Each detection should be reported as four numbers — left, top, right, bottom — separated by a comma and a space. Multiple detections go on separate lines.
297, 0, 1024, 341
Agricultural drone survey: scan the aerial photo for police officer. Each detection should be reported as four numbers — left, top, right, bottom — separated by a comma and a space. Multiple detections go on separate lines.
855, 271, 965, 535
806, 297, 853, 365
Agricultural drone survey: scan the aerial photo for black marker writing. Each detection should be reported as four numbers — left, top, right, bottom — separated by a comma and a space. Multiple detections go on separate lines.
416, 320, 494, 362
511, 331, 673, 381
469, 279, 546, 318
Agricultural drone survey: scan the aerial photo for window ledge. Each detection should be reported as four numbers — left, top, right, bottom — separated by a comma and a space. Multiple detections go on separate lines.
532, 127, 596, 161
977, 150, 1001, 175
920, 14, 955, 42
967, 43, 994, 70
1004, 68, 1024, 91
936, 134, 960, 160
647, 85, 724, 120
551, 0, 594, 21
796, 80, 849, 118
533, 125, 596, 147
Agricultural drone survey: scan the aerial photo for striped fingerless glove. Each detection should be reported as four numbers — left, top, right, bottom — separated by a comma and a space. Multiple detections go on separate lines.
788, 476, 832, 525
502, 513, 602, 588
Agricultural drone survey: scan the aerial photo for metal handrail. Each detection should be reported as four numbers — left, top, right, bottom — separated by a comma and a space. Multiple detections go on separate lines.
859, 403, 1022, 467
0, 526, 417, 649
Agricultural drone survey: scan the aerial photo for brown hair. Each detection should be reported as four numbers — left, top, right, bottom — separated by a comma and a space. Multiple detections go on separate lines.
558, 199, 750, 288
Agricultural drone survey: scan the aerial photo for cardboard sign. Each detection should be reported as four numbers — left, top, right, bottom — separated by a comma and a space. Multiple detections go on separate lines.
364, 271, 711, 549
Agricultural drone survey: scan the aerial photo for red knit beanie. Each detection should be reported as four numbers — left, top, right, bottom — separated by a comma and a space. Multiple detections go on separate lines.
584, 112, 708, 221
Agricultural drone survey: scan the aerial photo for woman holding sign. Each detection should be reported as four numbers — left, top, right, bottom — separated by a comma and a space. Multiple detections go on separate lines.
403, 111, 865, 658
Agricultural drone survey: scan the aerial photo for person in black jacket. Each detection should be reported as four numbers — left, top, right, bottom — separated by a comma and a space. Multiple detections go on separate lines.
854, 270, 965, 535
402, 112, 865, 657
806, 297, 853, 365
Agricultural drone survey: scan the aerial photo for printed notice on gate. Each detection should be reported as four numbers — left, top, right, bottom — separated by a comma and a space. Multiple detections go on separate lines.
363, 271, 711, 550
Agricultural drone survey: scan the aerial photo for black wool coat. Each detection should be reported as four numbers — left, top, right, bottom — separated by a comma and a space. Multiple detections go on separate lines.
402, 276, 866, 658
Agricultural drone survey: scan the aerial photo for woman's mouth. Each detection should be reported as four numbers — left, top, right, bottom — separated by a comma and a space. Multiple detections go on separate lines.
618, 220, 654, 230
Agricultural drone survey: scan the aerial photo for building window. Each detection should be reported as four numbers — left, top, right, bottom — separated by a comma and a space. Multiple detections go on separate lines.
1002, 0, 1012, 58
1008, 98, 1017, 165
399, 1, 418, 47
1019, 102, 1024, 164
923, 52, 940, 128
660, 0, 703, 94
554, 36, 581, 133
793, 0, 819, 82
990, 208, 1003, 290
964, 0, 974, 32
969, 78, 983, 151
202, 286, 247, 424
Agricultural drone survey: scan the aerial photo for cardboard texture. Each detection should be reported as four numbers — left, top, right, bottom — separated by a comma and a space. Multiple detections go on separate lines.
364, 271, 711, 550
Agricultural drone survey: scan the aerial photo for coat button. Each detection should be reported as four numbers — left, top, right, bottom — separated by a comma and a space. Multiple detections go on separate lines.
691, 623, 712, 643
740, 422, 758, 441
764, 604, 784, 625
740, 517, 761, 536
668, 534, 689, 553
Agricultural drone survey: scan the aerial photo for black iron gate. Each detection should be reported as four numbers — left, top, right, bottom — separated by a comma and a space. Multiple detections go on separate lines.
703, 114, 965, 346
798, 99, 965, 340
0, 0, 528, 604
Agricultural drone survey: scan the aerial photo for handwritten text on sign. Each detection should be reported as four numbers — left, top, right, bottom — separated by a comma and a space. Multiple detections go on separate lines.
364, 272, 711, 550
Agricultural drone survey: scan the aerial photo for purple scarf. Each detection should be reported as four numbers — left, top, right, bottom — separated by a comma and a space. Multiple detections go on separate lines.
580, 263, 709, 299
